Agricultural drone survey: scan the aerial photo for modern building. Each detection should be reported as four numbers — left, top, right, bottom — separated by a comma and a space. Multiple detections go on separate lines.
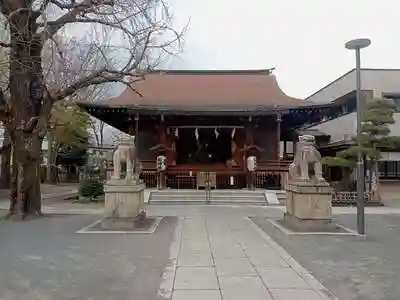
306, 68, 400, 181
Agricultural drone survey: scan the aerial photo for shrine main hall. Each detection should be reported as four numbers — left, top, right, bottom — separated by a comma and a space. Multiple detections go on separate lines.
80, 69, 345, 189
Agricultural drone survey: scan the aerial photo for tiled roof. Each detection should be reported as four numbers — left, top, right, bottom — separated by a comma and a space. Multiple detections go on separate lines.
105, 69, 310, 108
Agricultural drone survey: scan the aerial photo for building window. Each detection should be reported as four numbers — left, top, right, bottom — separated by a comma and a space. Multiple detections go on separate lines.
383, 94, 400, 107
391, 98, 400, 107
379, 161, 400, 179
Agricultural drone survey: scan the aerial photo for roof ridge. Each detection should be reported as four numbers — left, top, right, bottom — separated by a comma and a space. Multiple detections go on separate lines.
305, 68, 400, 100
147, 69, 275, 75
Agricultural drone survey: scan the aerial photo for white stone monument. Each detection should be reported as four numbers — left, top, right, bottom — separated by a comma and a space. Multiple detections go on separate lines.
285, 135, 333, 230
102, 135, 146, 229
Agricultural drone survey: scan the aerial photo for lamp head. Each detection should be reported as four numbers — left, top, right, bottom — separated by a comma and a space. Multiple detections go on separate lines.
345, 38, 371, 50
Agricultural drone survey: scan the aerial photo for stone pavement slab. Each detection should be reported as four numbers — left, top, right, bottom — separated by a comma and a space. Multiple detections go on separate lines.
214, 257, 256, 277
258, 268, 310, 289
220, 277, 273, 300
270, 289, 324, 300
172, 290, 221, 300
253, 214, 400, 300
164, 215, 336, 300
174, 266, 219, 290
177, 253, 213, 267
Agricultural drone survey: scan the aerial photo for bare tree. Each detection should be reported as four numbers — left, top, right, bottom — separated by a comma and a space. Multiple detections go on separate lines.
72, 73, 111, 149
0, 15, 10, 188
44, 42, 112, 182
90, 118, 106, 147
0, 0, 184, 219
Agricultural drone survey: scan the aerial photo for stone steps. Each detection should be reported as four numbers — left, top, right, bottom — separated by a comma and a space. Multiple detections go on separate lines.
265, 190, 286, 205
149, 189, 286, 205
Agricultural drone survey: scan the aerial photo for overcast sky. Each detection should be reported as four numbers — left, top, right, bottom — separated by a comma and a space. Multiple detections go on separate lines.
165, 0, 399, 99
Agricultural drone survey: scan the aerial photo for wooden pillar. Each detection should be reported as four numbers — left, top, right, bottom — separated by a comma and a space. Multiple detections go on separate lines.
244, 117, 259, 189
244, 116, 255, 146
171, 128, 177, 165
282, 172, 288, 190
157, 115, 173, 166
159, 115, 168, 145
134, 114, 139, 174
293, 134, 297, 154
283, 140, 287, 160
276, 113, 282, 160
156, 115, 168, 189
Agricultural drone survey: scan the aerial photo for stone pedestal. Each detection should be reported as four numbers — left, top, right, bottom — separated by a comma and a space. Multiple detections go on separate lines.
285, 180, 333, 231
102, 180, 146, 229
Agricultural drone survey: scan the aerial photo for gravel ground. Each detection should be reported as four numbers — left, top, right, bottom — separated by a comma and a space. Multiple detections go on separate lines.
0, 214, 177, 300
252, 214, 400, 300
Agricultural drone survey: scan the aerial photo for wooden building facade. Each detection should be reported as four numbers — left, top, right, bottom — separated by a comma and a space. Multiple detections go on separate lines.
80, 69, 343, 190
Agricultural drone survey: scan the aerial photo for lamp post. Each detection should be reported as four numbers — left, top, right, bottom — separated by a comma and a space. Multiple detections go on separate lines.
345, 38, 371, 235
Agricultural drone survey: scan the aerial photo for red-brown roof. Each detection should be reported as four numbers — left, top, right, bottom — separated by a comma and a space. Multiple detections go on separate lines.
105, 69, 308, 107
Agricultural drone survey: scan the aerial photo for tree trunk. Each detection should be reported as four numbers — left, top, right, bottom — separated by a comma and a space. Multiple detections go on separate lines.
6, 11, 44, 219
0, 125, 11, 188
8, 144, 17, 214
339, 168, 355, 191
8, 130, 42, 219
366, 159, 372, 194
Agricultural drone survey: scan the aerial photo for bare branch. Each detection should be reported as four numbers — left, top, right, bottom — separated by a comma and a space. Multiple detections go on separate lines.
3, 0, 185, 133
0, 40, 10, 47
56, 69, 144, 100
42, 0, 114, 40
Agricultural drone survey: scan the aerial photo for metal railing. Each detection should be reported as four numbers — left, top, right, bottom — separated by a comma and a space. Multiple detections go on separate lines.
104, 159, 290, 190
332, 191, 373, 206
136, 169, 286, 190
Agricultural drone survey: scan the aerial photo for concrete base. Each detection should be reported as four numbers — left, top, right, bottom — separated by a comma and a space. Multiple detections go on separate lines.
285, 180, 333, 231
102, 211, 147, 230
283, 212, 335, 232
103, 180, 146, 229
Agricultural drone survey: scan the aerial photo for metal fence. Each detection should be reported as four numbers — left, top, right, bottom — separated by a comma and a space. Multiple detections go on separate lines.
332, 191, 373, 206
137, 170, 286, 190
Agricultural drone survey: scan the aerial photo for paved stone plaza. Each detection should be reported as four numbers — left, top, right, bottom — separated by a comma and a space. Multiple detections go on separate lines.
253, 213, 400, 300
162, 216, 334, 300
0, 214, 177, 300
2, 200, 400, 300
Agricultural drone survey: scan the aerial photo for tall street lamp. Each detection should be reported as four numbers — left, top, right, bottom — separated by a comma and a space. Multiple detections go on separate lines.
345, 38, 371, 235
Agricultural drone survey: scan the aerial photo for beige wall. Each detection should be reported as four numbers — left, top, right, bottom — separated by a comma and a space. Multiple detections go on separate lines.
311, 113, 356, 143
307, 69, 400, 104
311, 112, 400, 142
307, 69, 400, 141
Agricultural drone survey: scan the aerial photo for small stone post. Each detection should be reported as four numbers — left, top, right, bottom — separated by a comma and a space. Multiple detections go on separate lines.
247, 156, 257, 190
156, 155, 167, 189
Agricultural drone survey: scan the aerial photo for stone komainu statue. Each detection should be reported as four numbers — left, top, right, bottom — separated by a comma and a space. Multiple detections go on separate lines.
289, 135, 325, 182
112, 136, 135, 181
